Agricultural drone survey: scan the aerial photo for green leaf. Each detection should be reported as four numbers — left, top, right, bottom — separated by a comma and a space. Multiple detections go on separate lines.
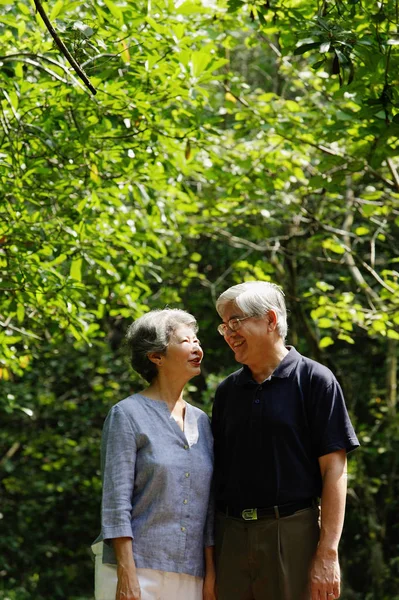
17, 303, 25, 323
371, 320, 385, 333
50, 0, 64, 20
70, 258, 83, 282
320, 336, 334, 348
190, 51, 211, 77
355, 227, 370, 236
227, 0, 245, 13
312, 59, 326, 70
93, 258, 118, 276
294, 42, 320, 55
103, 0, 123, 21
334, 48, 349, 65
318, 318, 333, 328
322, 239, 346, 255
316, 281, 335, 292
337, 334, 355, 344
17, 2, 31, 14
46, 254, 68, 267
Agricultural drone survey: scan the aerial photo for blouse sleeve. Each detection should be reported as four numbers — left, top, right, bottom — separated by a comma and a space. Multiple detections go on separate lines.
203, 412, 215, 547
203, 479, 215, 547
101, 404, 137, 541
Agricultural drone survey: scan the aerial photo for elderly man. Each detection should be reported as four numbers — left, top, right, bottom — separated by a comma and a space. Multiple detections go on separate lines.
212, 281, 359, 600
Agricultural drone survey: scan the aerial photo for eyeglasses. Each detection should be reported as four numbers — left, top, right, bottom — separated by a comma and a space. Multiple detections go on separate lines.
217, 316, 251, 336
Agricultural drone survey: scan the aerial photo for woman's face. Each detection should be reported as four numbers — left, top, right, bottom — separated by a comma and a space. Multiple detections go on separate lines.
162, 324, 203, 379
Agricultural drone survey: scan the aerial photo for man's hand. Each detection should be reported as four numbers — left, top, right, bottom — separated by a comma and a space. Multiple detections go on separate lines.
312, 450, 347, 599
310, 549, 340, 600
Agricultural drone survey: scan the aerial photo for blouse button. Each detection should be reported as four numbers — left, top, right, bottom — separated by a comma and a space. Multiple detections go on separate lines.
183, 499, 188, 504
181, 526, 186, 532
185, 472, 190, 478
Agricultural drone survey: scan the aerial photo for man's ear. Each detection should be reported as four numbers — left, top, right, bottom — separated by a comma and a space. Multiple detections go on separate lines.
267, 310, 278, 331
147, 352, 163, 366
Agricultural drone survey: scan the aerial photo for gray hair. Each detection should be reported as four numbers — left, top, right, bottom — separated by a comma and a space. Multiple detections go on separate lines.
125, 309, 198, 382
216, 281, 288, 341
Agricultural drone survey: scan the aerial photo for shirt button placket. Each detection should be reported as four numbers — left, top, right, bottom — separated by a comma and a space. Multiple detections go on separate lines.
180, 442, 191, 553
254, 385, 262, 406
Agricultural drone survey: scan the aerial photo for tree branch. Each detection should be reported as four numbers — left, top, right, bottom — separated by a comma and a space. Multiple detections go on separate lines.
1, 55, 85, 89
0, 442, 21, 467
0, 321, 43, 340
342, 178, 381, 308
279, 132, 398, 190
386, 158, 399, 191
33, 0, 97, 95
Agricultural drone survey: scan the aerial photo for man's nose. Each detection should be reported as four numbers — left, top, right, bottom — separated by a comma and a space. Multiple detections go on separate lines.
225, 327, 237, 339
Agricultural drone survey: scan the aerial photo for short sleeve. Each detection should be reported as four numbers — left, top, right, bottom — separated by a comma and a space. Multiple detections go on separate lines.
211, 384, 224, 453
310, 376, 359, 458
101, 404, 137, 541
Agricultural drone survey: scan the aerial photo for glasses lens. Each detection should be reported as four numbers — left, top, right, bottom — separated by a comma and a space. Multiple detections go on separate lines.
228, 318, 239, 331
217, 324, 227, 336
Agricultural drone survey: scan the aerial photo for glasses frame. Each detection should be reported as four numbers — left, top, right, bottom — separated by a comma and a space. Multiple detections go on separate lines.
217, 316, 251, 336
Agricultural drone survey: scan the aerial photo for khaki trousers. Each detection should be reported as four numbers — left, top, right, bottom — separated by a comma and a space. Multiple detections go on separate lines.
93, 542, 203, 600
215, 506, 320, 600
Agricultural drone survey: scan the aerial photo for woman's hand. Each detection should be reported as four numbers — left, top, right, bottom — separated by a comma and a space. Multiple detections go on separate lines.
203, 546, 217, 600
113, 537, 141, 600
203, 572, 217, 600
116, 565, 141, 600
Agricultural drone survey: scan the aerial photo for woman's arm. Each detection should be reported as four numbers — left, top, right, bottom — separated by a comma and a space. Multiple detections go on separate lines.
113, 537, 141, 600
203, 546, 217, 600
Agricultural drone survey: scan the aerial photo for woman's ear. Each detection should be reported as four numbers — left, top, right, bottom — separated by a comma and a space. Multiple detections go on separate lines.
147, 352, 163, 367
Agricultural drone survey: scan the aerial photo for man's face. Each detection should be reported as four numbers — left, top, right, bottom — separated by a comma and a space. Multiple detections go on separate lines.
220, 303, 272, 366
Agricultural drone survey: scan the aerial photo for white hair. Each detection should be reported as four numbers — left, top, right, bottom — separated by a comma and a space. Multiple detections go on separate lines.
126, 309, 198, 382
216, 281, 288, 341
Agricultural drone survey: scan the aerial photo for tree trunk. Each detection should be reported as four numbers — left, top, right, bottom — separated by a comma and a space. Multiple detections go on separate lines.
386, 338, 397, 415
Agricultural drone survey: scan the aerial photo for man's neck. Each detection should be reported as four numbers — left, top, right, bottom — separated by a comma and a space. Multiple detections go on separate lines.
247, 344, 289, 383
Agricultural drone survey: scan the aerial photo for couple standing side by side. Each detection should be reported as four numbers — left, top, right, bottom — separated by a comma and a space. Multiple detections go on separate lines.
92, 281, 359, 600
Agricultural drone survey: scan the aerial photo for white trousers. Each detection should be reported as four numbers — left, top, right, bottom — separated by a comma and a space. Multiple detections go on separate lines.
93, 542, 203, 600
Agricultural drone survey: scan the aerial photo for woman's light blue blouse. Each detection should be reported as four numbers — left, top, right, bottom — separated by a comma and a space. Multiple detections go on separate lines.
97, 394, 214, 578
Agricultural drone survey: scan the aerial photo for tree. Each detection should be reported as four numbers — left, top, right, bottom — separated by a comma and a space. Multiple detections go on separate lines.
1, 0, 398, 598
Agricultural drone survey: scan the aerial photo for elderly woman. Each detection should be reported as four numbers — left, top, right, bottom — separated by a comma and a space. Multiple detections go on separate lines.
92, 309, 215, 600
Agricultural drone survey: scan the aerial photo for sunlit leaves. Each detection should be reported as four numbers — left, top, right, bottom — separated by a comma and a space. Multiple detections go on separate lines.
0, 0, 229, 379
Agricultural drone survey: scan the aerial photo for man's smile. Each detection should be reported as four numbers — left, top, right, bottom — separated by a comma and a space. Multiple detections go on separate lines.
232, 339, 245, 349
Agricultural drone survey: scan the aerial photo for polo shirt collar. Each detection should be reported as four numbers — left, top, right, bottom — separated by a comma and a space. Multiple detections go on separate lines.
235, 346, 301, 385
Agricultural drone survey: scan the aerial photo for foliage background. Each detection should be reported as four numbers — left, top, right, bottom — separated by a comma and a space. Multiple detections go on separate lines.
1, 0, 398, 598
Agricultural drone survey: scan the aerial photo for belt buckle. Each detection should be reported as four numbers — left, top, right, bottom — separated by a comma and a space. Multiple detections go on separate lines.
241, 508, 257, 521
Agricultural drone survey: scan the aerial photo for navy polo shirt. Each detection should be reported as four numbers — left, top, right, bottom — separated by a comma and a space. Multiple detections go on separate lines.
212, 347, 359, 509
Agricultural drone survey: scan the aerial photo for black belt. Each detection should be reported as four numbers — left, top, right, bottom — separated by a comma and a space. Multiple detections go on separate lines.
219, 498, 316, 520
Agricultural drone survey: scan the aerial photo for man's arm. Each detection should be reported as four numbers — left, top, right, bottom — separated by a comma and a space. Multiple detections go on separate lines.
310, 449, 347, 600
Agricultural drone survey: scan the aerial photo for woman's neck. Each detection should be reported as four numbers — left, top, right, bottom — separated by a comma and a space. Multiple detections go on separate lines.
143, 376, 185, 409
